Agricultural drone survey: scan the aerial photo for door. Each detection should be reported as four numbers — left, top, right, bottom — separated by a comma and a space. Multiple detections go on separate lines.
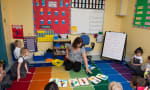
0, 4, 8, 66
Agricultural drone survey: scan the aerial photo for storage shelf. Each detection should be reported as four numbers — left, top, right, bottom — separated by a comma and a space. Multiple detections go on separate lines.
53, 39, 71, 56
54, 53, 66, 56
54, 47, 66, 49
54, 39, 71, 43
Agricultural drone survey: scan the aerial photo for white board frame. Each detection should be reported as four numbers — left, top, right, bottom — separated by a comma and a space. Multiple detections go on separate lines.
101, 31, 127, 61
71, 8, 105, 34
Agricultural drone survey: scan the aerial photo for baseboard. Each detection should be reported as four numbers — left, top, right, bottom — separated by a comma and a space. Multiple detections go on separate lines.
124, 56, 131, 62
87, 51, 101, 56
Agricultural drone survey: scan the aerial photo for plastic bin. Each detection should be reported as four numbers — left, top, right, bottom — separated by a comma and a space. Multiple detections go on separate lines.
45, 53, 53, 59
33, 55, 45, 61
55, 56, 64, 60
54, 43, 61, 47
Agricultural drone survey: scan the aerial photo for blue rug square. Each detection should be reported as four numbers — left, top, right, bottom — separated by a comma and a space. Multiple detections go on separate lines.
108, 74, 127, 82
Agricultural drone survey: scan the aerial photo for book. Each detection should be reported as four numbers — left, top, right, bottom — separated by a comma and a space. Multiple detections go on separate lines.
96, 74, 108, 80
78, 78, 89, 86
88, 76, 101, 84
88, 65, 96, 70
69, 79, 80, 87
57, 79, 68, 87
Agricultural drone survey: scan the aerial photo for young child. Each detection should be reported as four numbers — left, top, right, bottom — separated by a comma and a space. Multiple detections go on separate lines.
130, 76, 148, 90
0, 61, 12, 89
109, 81, 123, 90
65, 37, 92, 73
44, 81, 59, 90
14, 40, 22, 60
10, 47, 31, 81
128, 47, 144, 76
136, 77, 148, 90
143, 56, 150, 87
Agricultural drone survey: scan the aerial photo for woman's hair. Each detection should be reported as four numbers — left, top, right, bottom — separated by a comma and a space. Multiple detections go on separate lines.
136, 77, 145, 87
131, 76, 137, 86
148, 56, 150, 60
14, 40, 21, 47
44, 81, 59, 90
109, 82, 123, 90
72, 37, 83, 48
134, 47, 143, 54
20, 47, 29, 56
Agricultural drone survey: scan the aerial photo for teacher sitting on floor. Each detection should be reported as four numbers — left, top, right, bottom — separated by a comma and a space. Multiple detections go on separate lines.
65, 37, 92, 73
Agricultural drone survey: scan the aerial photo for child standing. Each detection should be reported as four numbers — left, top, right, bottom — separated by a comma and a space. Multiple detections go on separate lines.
14, 40, 22, 60
128, 47, 144, 76
10, 47, 31, 81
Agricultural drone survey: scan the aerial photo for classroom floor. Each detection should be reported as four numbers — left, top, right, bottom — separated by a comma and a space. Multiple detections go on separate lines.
7, 60, 133, 90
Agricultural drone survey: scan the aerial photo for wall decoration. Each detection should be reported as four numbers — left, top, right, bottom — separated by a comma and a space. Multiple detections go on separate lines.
37, 30, 54, 42
12, 25, 24, 39
133, 0, 150, 29
71, 0, 105, 9
33, 0, 71, 34
23, 36, 38, 52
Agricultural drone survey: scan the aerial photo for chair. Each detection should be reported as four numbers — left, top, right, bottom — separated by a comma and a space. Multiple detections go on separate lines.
80, 35, 95, 61
10, 43, 16, 61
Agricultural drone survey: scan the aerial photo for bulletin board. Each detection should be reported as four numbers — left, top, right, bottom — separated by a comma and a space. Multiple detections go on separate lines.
33, 0, 71, 34
71, 8, 104, 34
101, 32, 127, 61
133, 0, 150, 29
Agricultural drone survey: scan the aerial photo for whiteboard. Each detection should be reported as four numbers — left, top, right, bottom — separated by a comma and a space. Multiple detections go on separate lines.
71, 8, 104, 34
101, 32, 127, 61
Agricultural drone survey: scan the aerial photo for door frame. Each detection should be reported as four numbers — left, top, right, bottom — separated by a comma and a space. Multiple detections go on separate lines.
0, 4, 8, 66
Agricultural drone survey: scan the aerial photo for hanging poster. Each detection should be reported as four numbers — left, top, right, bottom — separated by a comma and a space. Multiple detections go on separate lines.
133, 0, 150, 29
12, 25, 24, 39
23, 36, 38, 52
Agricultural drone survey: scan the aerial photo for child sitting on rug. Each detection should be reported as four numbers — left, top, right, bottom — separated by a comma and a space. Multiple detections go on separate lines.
0, 61, 12, 89
136, 77, 148, 90
10, 47, 31, 82
13, 40, 32, 61
128, 47, 144, 76
130, 76, 148, 90
143, 56, 150, 87
109, 81, 123, 90
44, 81, 59, 90
14, 40, 22, 60
65, 37, 92, 73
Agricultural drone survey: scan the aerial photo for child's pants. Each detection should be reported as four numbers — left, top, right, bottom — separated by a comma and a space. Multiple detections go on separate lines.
127, 62, 144, 76
65, 60, 81, 72
0, 75, 12, 89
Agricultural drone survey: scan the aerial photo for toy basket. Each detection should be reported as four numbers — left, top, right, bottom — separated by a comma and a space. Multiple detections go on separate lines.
52, 59, 64, 67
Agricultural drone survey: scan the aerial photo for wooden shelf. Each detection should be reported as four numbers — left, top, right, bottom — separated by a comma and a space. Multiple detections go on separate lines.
53, 39, 71, 56
54, 47, 66, 49
54, 53, 66, 56
53, 39, 71, 43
